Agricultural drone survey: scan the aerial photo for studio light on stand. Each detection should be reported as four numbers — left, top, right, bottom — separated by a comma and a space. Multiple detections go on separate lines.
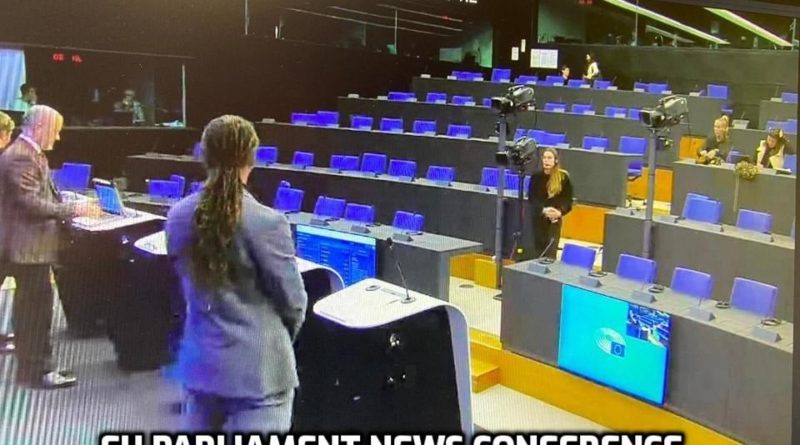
490, 85, 535, 289
639, 95, 688, 259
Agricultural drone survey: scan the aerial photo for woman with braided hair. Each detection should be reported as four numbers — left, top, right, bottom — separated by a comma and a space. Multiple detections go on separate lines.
166, 115, 308, 432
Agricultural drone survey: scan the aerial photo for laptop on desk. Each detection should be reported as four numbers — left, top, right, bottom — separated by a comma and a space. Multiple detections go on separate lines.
72, 179, 162, 230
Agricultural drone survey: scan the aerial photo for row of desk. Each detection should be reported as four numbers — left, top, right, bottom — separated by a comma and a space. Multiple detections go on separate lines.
124, 154, 524, 253
671, 160, 795, 236
123, 193, 480, 302
254, 122, 635, 207
336, 96, 687, 168
501, 259, 791, 445
411, 76, 727, 133
602, 208, 794, 321
758, 99, 798, 129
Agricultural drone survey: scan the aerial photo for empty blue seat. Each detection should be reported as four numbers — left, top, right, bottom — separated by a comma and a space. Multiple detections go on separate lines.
292, 151, 314, 168
273, 187, 304, 213
350, 115, 373, 130
561, 244, 597, 271
452, 96, 476, 106
515, 75, 538, 85
593, 80, 612, 90
571, 103, 594, 114
255, 146, 278, 165
544, 102, 567, 113
426, 165, 456, 183
316, 111, 339, 127
491, 68, 512, 83
388, 91, 415, 102
730, 278, 778, 318
480, 167, 499, 188
605, 106, 627, 118
291, 112, 316, 125
681, 193, 711, 218
514, 128, 528, 140
544, 75, 564, 86
619, 136, 648, 177
616, 254, 656, 284
528, 129, 547, 144
726, 150, 741, 163
388, 159, 417, 179
766, 120, 784, 131
380, 118, 404, 133
447, 124, 472, 138
784, 154, 797, 174
627, 108, 642, 120
541, 132, 567, 146
633, 82, 648, 91
781, 92, 798, 103
567, 79, 587, 89
330, 155, 359, 172
785, 119, 798, 135
452, 71, 482, 81
147, 179, 182, 200
684, 197, 723, 224
55, 163, 92, 192
313, 196, 347, 219
671, 267, 713, 301
647, 83, 669, 94
707, 84, 729, 100
169, 174, 186, 196
360, 153, 388, 175
482, 98, 492, 108
505, 172, 521, 191
412, 120, 437, 135
582, 136, 610, 150
344, 203, 375, 224
426, 92, 447, 104
192, 142, 204, 159
393, 210, 425, 233
736, 209, 773, 233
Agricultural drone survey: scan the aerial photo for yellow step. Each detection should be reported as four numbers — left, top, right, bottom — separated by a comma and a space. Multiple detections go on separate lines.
471, 358, 500, 393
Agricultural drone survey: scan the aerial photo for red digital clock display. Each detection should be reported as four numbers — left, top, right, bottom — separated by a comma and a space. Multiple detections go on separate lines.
52, 52, 84, 63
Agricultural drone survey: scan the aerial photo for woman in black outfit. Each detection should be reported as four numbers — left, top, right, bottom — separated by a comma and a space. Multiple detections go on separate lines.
528, 148, 574, 259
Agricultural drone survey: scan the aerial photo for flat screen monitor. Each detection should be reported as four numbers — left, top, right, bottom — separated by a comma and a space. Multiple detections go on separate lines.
93, 179, 125, 215
530, 48, 559, 69
295, 225, 376, 287
557, 285, 671, 405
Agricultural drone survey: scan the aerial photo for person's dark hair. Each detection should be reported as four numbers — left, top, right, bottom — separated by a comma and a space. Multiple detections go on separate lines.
20, 83, 34, 95
191, 115, 258, 287
561, 65, 570, 72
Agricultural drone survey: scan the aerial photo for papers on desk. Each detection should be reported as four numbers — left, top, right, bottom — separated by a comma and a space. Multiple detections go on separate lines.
73, 210, 163, 232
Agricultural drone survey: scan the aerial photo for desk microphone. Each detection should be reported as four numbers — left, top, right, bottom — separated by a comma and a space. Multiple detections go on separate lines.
386, 237, 415, 304
537, 237, 556, 264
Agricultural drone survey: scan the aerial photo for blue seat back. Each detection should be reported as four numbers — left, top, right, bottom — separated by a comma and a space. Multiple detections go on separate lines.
452, 95, 475, 106
605, 106, 627, 118
593, 80, 612, 90
447, 124, 472, 138
681, 193, 710, 217
567, 79, 587, 88
528, 129, 547, 143
616, 254, 657, 284
393, 210, 425, 233
426, 92, 447, 104
147, 179, 182, 200
561, 244, 597, 271
388, 92, 415, 102
255, 146, 278, 165
344, 203, 375, 224
684, 197, 723, 224
571, 103, 593, 114
313, 196, 347, 219
633, 82, 648, 91
766, 120, 784, 131
730, 278, 778, 318
647, 83, 668, 94
619, 136, 647, 155
56, 163, 92, 192
292, 151, 314, 168
412, 120, 437, 135
707, 84, 729, 100
426, 166, 455, 183
544, 75, 564, 85
188, 181, 204, 195
316, 111, 339, 127
670, 267, 713, 301
169, 174, 187, 196
514, 128, 528, 140
350, 115, 373, 130
786, 119, 798, 135
361, 153, 388, 175
541, 132, 567, 146
273, 187, 304, 213
480, 167, 499, 187
515, 75, 538, 84
781, 92, 798, 103
330, 155, 359, 172
784, 154, 797, 174
482, 98, 492, 107
627, 108, 642, 120
380, 118, 404, 133
388, 159, 417, 178
505, 172, 520, 191
544, 102, 567, 113
582, 136, 609, 150
736, 209, 773, 233
291, 112, 316, 125
491, 68, 512, 83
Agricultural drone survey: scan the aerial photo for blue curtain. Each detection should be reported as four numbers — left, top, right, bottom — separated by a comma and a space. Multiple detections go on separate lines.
0, 47, 26, 111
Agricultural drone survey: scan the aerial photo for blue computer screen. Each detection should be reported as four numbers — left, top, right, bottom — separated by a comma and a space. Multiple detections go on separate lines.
557, 285, 671, 405
295, 225, 376, 286
95, 184, 124, 215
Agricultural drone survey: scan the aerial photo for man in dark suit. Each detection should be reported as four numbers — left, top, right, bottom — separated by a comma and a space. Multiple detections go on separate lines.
0, 105, 101, 388
166, 115, 307, 432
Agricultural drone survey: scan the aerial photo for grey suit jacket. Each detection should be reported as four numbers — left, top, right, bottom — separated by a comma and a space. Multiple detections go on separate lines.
0, 138, 74, 265
166, 190, 308, 399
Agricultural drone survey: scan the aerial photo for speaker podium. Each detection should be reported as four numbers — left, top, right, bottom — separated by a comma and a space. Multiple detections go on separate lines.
293, 278, 472, 434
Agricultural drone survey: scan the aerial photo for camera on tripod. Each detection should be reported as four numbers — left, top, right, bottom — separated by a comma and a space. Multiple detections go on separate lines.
496, 137, 538, 168
491, 85, 535, 115
639, 95, 688, 129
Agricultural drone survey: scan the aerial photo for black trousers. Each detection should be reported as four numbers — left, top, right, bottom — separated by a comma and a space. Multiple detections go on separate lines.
8, 264, 54, 380
533, 216, 562, 260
